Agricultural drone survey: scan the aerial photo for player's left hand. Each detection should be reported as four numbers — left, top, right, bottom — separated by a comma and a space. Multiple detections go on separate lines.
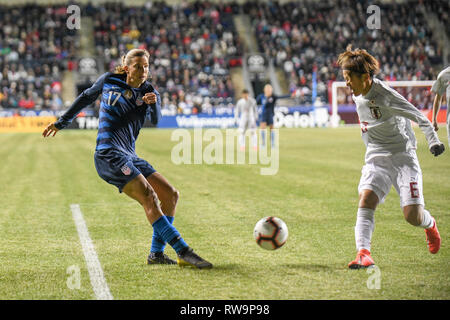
143, 93, 157, 105
430, 143, 445, 157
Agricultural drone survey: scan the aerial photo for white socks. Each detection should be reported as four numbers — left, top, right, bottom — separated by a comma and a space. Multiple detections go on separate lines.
419, 209, 434, 229
355, 208, 375, 252
239, 131, 257, 148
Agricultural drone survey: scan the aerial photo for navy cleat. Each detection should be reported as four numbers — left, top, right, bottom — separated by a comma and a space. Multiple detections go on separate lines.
147, 252, 177, 265
177, 247, 213, 269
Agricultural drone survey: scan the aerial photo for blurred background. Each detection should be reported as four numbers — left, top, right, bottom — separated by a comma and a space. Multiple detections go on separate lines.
0, 0, 448, 129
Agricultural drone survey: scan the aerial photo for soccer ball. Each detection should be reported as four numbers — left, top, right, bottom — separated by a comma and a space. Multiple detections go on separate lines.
253, 216, 288, 250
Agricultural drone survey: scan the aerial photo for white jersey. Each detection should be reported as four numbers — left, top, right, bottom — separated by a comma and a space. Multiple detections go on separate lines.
431, 66, 450, 112
235, 97, 257, 120
353, 78, 441, 162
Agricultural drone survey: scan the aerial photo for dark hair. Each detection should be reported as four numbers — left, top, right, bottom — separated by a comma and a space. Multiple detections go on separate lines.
242, 89, 249, 94
337, 45, 379, 77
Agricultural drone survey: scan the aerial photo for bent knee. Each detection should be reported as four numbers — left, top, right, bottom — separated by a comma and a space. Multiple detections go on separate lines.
358, 190, 379, 209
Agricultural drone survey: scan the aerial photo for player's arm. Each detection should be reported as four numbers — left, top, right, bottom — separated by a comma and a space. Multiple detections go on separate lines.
234, 100, 241, 122
144, 89, 162, 126
275, 93, 294, 99
388, 91, 444, 156
43, 73, 109, 137
430, 76, 445, 132
431, 93, 443, 132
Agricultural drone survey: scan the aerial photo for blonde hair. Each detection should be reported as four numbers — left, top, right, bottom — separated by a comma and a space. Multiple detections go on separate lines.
114, 49, 150, 74
337, 45, 379, 77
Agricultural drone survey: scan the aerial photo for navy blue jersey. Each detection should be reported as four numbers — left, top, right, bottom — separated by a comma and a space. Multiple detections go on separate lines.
54, 72, 162, 155
256, 93, 291, 115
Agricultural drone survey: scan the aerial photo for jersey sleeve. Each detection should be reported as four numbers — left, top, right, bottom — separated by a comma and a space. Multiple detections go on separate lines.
54, 72, 109, 130
275, 94, 292, 99
146, 89, 162, 126
431, 75, 446, 96
387, 90, 441, 148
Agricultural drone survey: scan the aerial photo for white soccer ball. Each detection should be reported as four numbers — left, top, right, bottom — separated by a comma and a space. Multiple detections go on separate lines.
253, 216, 288, 250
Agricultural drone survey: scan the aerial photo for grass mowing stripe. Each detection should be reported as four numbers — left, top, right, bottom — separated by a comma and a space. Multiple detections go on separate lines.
70, 204, 113, 300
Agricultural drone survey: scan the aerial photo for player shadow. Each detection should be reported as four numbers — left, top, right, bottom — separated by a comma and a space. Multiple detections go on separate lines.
280, 263, 336, 271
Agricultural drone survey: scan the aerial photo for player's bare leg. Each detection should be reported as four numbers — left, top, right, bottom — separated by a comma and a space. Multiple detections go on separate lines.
123, 174, 164, 224
147, 172, 179, 218
123, 174, 212, 268
348, 189, 377, 269
403, 204, 440, 254
123, 174, 178, 265
145, 172, 180, 264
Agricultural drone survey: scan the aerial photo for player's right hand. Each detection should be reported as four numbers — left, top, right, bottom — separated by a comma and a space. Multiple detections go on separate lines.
430, 143, 445, 157
42, 122, 59, 138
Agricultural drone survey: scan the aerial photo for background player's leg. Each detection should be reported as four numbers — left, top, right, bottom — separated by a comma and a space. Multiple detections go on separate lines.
269, 124, 275, 147
260, 122, 267, 145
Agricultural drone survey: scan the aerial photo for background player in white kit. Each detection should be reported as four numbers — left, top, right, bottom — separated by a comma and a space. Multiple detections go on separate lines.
431, 66, 450, 147
235, 89, 258, 151
337, 46, 445, 269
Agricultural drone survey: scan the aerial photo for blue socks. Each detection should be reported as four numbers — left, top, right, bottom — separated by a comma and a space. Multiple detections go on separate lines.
261, 130, 275, 147
151, 216, 174, 253
151, 215, 188, 254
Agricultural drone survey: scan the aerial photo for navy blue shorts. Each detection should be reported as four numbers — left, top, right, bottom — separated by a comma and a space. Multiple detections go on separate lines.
260, 112, 274, 125
94, 148, 156, 193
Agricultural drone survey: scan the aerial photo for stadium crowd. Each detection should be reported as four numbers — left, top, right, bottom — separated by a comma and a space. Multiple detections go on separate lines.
88, 1, 244, 115
246, 0, 446, 108
0, 0, 447, 112
0, 4, 77, 111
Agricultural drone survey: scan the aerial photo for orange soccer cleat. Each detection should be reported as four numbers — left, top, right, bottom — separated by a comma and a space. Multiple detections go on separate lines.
348, 249, 375, 269
425, 219, 441, 254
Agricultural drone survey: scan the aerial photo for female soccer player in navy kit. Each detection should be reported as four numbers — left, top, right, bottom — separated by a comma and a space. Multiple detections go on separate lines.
43, 49, 212, 269
256, 84, 292, 146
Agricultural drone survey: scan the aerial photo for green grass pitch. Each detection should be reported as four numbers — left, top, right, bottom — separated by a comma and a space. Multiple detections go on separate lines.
0, 127, 448, 299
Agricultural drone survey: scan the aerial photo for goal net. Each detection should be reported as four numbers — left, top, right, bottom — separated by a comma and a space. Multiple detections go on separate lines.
330, 80, 438, 127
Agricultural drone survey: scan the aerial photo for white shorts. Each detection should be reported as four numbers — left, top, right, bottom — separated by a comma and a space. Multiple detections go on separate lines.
238, 115, 257, 132
358, 151, 424, 208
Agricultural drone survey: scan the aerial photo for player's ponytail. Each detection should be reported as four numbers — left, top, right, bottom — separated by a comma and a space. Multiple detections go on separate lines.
114, 49, 150, 74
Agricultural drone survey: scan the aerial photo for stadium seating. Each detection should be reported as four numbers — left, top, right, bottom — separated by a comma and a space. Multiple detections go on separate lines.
246, 0, 445, 109
88, 1, 243, 114
0, 4, 76, 110
0, 1, 447, 112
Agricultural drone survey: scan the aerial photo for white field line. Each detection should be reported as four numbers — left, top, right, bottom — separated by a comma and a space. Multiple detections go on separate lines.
70, 204, 113, 300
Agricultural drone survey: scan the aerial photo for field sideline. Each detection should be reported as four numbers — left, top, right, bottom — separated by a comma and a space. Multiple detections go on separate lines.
0, 127, 448, 300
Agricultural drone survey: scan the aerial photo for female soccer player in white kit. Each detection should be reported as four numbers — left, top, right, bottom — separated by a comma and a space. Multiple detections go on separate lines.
337, 46, 445, 269
235, 89, 258, 150
431, 66, 450, 147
